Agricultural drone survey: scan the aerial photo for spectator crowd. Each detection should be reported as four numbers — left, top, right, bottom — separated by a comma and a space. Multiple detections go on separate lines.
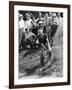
19, 11, 63, 59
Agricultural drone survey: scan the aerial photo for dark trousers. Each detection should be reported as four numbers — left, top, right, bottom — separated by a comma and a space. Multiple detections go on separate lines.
19, 29, 25, 48
19, 29, 23, 48
51, 24, 58, 38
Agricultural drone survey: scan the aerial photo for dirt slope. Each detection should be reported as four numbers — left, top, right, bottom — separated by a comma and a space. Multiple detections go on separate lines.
19, 23, 63, 79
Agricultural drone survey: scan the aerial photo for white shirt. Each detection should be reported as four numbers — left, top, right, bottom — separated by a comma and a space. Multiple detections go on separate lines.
19, 19, 25, 29
25, 19, 33, 29
57, 17, 63, 25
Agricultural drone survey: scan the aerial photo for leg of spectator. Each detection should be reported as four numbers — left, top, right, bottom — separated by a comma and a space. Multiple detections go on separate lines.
19, 29, 22, 48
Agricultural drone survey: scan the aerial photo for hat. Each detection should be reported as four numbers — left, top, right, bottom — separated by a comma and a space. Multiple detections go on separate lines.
52, 13, 56, 17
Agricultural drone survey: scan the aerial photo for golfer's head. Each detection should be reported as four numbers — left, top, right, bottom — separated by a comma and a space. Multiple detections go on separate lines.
38, 21, 44, 27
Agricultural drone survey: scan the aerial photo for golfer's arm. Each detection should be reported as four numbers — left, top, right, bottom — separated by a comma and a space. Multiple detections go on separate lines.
41, 44, 47, 50
46, 36, 51, 51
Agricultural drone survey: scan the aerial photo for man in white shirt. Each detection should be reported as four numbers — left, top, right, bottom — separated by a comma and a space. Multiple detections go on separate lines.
57, 12, 63, 26
25, 13, 34, 32
19, 14, 25, 48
